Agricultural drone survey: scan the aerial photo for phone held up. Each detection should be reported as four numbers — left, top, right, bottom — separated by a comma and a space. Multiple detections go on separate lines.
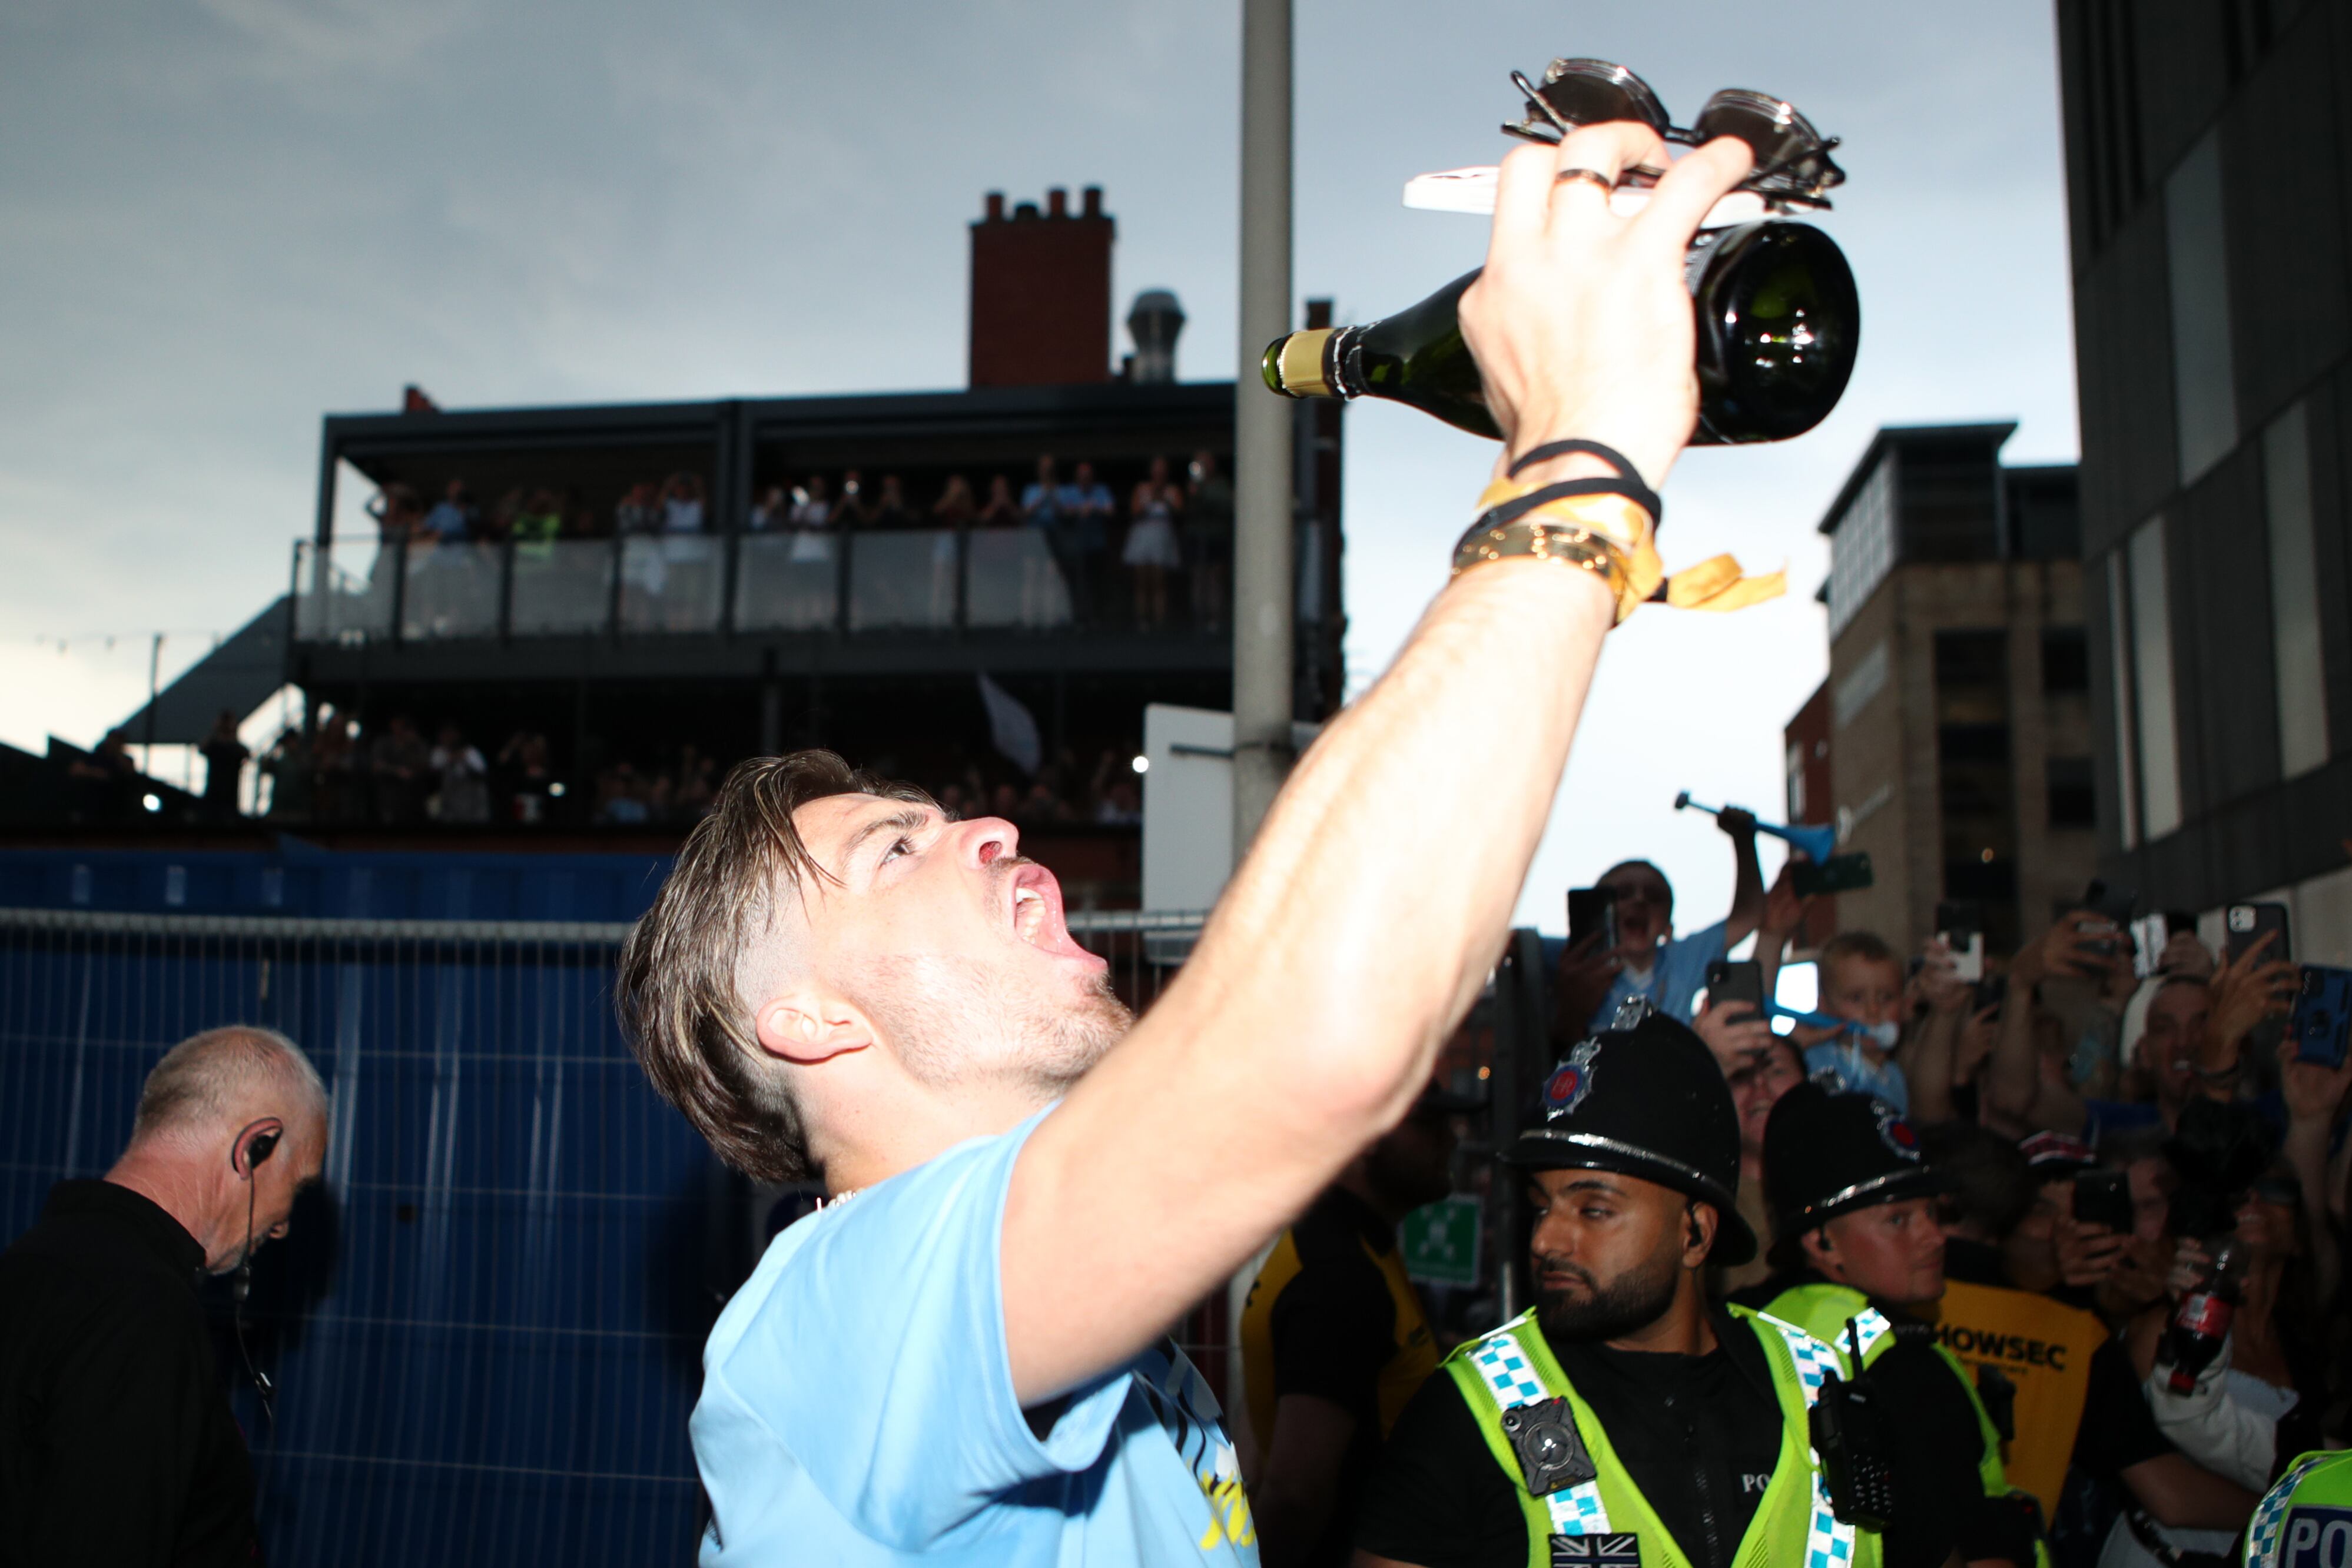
1793, 852, 1873, 899
2227, 902, 2294, 1058
1568, 887, 1618, 958
2071, 1167, 2136, 1235
2225, 902, 2291, 966
2289, 964, 2351, 1070
1935, 900, 1984, 984
1705, 958, 1765, 1014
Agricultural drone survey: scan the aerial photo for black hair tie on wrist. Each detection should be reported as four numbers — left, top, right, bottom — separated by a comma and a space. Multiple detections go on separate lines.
1506, 439, 1663, 526
1482, 477, 1658, 531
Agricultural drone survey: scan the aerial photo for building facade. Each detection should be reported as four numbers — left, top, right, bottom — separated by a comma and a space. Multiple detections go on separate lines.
2056, 0, 2352, 959
1793, 426, 2095, 956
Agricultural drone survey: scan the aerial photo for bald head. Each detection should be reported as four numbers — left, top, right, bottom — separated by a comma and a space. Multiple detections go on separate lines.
131, 1025, 328, 1155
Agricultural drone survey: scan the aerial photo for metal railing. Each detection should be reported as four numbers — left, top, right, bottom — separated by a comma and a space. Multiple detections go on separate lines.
293, 526, 1136, 645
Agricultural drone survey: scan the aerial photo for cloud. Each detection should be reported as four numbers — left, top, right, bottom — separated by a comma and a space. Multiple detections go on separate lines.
194, 0, 480, 81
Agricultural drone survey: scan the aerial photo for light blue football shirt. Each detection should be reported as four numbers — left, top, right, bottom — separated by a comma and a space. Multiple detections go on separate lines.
693, 1107, 1259, 1565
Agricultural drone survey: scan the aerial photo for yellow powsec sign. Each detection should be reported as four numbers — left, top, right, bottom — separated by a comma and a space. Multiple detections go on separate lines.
1928, 1279, 2107, 1513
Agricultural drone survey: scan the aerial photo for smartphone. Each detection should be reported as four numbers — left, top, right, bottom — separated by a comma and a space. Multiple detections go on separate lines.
2225, 902, 2291, 966
1793, 852, 1874, 898
1568, 888, 1617, 955
1936, 900, 1985, 982
2072, 1168, 2135, 1234
2129, 913, 2169, 979
1706, 959, 1765, 1014
2290, 965, 2351, 1069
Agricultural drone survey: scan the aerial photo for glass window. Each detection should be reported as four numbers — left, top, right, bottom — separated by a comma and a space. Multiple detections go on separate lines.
2042, 627, 2089, 693
2046, 756, 2097, 828
2128, 517, 2184, 838
1826, 451, 1896, 639
2264, 401, 2329, 778
2166, 128, 2237, 486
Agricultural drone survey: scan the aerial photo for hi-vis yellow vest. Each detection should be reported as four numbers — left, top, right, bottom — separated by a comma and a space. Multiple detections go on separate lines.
1926, 1278, 2104, 1515
1768, 1282, 2052, 1568
1444, 1305, 1884, 1568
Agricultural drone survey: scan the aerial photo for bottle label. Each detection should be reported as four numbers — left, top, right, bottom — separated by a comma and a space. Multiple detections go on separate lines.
2175, 1293, 2233, 1337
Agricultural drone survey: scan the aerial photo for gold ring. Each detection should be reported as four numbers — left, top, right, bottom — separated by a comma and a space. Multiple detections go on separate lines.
1553, 167, 1614, 197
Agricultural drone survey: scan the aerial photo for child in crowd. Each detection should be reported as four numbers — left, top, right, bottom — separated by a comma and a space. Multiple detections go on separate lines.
1798, 930, 1913, 1112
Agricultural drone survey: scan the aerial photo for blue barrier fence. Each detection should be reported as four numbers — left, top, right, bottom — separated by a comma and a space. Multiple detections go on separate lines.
0, 908, 712, 1563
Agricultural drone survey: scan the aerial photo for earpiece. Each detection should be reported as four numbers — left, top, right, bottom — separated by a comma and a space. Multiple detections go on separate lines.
227, 1118, 283, 1431
233, 1119, 281, 1177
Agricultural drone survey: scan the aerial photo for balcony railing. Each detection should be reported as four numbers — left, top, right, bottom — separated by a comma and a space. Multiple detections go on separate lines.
291, 527, 1092, 645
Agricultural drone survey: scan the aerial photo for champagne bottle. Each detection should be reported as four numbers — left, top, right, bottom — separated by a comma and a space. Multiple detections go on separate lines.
1262, 221, 1860, 446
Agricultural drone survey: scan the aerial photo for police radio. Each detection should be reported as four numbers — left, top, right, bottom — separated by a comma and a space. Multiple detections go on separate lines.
1807, 1319, 1897, 1531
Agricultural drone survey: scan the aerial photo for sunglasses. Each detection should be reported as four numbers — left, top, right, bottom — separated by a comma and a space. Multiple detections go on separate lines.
1503, 58, 1845, 208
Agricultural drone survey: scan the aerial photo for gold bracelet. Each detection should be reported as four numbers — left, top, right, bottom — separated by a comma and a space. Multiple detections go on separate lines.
1449, 517, 1627, 597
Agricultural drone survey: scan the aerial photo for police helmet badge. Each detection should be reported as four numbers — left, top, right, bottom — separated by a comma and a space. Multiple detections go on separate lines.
1873, 1100, 1922, 1162
1543, 1038, 1602, 1120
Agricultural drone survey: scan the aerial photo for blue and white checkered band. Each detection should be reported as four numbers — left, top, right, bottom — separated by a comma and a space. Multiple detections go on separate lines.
2247, 1452, 2337, 1567
1751, 1311, 1862, 1568
1873, 1101, 1922, 1162
1469, 1326, 1612, 1536
1544, 1039, 1603, 1121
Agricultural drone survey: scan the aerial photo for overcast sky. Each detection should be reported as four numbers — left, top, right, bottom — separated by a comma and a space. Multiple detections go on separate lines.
0, 0, 2078, 930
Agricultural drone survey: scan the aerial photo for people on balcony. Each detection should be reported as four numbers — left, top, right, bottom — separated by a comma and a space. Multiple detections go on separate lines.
1124, 456, 1183, 630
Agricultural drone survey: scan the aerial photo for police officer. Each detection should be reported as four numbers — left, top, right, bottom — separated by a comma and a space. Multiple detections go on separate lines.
2245, 1450, 2352, 1567
1747, 1082, 2038, 1568
1353, 1012, 1887, 1568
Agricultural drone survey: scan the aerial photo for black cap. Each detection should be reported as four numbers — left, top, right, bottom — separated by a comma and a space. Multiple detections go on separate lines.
1502, 1010, 1754, 1266
1763, 1082, 1945, 1233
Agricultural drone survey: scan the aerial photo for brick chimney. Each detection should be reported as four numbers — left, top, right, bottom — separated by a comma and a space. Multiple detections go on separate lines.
968, 185, 1114, 387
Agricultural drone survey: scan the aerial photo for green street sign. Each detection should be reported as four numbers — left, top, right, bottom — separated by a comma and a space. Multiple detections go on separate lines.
1399, 1195, 1482, 1288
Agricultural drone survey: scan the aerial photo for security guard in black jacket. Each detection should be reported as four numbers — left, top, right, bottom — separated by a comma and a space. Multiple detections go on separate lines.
1355, 1010, 1910, 1568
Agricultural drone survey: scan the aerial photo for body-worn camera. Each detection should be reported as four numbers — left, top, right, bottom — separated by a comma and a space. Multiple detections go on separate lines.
1500, 1396, 1600, 1497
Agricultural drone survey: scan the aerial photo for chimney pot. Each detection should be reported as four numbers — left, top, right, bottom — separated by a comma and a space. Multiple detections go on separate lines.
984, 191, 1005, 221
969, 184, 1116, 387
1082, 185, 1103, 218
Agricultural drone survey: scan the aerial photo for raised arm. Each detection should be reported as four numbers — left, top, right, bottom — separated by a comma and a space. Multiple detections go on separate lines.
1717, 808, 1767, 949
1985, 916, 2095, 1134
1905, 938, 1971, 1127
1001, 124, 1756, 1403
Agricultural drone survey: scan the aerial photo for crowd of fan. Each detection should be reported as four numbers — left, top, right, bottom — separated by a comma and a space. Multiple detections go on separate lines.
1547, 824, 2351, 1568
366, 450, 1236, 630
235, 717, 1143, 833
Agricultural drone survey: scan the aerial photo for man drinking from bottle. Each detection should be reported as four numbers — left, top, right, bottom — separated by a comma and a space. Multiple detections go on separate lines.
616, 117, 1758, 1566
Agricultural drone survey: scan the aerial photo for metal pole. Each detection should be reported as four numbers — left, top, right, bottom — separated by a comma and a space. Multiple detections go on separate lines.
1226, 0, 1293, 1438
143, 633, 162, 776
1232, 0, 1294, 861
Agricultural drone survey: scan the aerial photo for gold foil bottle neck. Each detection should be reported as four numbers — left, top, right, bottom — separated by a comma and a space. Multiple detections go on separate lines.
1262, 328, 1336, 397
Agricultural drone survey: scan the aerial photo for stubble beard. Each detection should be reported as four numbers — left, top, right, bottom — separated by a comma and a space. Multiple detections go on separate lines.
858, 951, 1133, 1098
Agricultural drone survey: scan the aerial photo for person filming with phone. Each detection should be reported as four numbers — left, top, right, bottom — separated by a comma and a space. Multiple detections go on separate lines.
0, 1025, 329, 1566
1552, 816, 1769, 1040
1985, 915, 2297, 1148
